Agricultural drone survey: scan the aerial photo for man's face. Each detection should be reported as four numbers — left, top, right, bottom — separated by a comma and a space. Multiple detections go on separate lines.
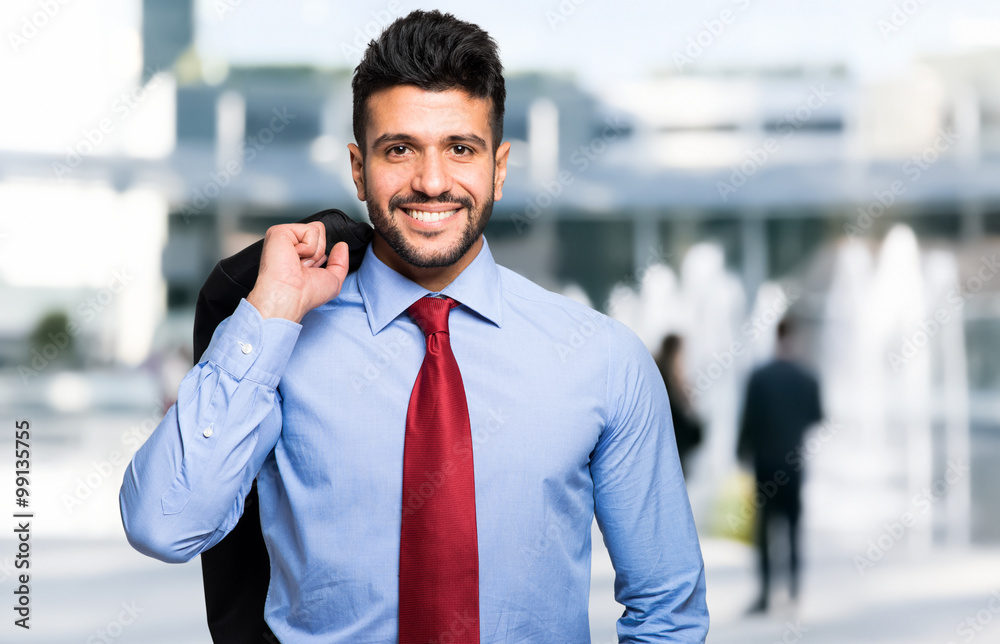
349, 85, 509, 276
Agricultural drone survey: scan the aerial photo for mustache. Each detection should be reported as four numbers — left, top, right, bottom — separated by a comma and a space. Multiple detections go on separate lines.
388, 193, 474, 211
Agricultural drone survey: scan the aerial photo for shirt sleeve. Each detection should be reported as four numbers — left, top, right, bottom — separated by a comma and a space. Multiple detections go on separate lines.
119, 298, 301, 563
591, 318, 709, 642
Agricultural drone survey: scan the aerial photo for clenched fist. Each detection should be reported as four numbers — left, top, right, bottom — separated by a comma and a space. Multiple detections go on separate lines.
246, 222, 350, 323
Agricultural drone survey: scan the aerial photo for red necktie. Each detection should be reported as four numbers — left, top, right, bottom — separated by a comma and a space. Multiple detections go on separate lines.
399, 296, 480, 644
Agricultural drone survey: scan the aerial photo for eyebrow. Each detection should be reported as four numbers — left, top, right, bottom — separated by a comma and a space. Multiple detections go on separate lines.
371, 132, 489, 150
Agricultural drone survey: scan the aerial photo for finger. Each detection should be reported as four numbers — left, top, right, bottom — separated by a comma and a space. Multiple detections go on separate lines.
304, 253, 327, 269
294, 228, 316, 258
286, 224, 319, 256
293, 234, 314, 257
290, 222, 323, 260
307, 222, 326, 264
261, 225, 304, 267
291, 221, 321, 244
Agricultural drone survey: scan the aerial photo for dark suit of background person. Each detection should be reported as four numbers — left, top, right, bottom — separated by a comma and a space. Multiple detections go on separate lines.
737, 317, 822, 613
192, 209, 372, 644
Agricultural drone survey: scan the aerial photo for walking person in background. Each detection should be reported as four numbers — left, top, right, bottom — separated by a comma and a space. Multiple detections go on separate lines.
737, 315, 822, 614
655, 334, 703, 477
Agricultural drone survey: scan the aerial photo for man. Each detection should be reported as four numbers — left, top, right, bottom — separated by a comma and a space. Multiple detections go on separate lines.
737, 315, 822, 613
121, 10, 708, 642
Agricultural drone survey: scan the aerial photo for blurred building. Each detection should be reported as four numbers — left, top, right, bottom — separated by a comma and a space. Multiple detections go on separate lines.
2, 0, 999, 547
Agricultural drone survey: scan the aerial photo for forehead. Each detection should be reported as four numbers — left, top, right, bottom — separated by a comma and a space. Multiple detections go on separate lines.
365, 85, 492, 145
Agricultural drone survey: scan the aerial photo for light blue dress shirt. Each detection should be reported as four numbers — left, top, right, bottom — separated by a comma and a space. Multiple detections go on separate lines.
120, 238, 708, 642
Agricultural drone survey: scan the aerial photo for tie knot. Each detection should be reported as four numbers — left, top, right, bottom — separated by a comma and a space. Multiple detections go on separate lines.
408, 296, 457, 337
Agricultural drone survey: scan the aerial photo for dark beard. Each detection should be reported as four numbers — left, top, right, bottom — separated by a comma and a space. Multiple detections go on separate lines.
365, 181, 494, 269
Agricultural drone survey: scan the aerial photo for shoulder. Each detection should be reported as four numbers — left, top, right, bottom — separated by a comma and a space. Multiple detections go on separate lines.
496, 265, 598, 314
496, 264, 611, 334
497, 265, 620, 333
754, 359, 817, 388
777, 358, 817, 382
496, 264, 650, 365
749, 361, 781, 386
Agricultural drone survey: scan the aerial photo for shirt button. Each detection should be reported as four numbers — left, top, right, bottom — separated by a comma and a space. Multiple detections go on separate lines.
241, 342, 253, 355
203, 427, 214, 438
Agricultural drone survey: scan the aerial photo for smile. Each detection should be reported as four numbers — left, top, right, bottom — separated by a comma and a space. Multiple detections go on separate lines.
403, 208, 459, 223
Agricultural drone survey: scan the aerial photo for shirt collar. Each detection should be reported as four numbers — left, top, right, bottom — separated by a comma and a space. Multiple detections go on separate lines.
357, 236, 503, 335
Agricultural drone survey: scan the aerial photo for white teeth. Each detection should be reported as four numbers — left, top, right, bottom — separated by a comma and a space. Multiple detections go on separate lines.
404, 208, 458, 222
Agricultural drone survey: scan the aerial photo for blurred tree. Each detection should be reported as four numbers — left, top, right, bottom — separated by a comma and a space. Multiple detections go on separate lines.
29, 310, 76, 366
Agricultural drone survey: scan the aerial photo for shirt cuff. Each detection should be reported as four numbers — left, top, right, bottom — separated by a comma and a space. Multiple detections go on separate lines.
205, 298, 302, 388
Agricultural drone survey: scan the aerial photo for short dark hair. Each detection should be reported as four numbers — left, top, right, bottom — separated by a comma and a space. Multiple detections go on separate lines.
352, 10, 506, 153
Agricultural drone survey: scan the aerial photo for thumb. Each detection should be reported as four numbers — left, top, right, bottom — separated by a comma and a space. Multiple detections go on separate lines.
307, 241, 350, 308
323, 241, 350, 289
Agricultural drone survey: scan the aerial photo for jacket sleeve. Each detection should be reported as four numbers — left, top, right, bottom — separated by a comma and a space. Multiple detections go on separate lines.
736, 371, 760, 466
120, 299, 301, 563
591, 319, 709, 642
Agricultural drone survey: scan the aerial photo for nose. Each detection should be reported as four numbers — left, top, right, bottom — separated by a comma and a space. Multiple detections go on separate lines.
410, 151, 452, 198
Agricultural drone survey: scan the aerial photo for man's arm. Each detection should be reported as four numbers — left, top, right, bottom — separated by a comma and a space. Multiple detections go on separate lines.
120, 301, 300, 562
120, 222, 350, 562
591, 319, 709, 642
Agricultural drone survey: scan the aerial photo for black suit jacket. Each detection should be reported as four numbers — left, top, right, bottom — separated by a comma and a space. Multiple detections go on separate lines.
192, 209, 373, 644
737, 358, 822, 482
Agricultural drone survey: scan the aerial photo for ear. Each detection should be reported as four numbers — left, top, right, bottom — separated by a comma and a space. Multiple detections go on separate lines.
348, 143, 366, 201
493, 141, 511, 201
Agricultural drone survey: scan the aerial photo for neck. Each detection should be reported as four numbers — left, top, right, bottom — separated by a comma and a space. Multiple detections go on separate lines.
373, 235, 483, 292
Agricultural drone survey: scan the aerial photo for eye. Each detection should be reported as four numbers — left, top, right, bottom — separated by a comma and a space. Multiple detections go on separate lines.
452, 144, 471, 156
388, 145, 409, 156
